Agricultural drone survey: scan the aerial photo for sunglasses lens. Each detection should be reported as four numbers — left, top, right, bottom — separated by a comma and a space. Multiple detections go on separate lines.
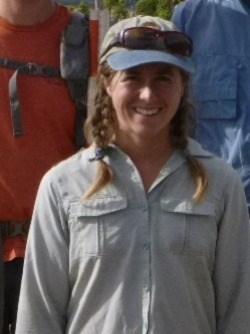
164, 32, 192, 56
113, 28, 192, 57
123, 28, 157, 49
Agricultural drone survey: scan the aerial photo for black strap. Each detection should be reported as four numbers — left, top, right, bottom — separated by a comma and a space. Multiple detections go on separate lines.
0, 220, 31, 237
0, 57, 61, 76
61, 12, 90, 147
74, 99, 88, 147
66, 79, 88, 147
0, 57, 61, 137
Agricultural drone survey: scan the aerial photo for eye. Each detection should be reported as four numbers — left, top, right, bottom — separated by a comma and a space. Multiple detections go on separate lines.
122, 73, 140, 82
120, 70, 141, 82
158, 74, 174, 82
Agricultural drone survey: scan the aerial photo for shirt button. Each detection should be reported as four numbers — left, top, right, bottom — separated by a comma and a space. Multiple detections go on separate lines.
142, 204, 148, 211
143, 283, 150, 292
141, 241, 150, 250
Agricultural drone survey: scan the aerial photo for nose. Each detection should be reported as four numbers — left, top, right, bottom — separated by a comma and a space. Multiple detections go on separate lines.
139, 84, 157, 102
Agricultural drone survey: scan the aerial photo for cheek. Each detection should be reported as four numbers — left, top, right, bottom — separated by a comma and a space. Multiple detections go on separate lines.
110, 87, 134, 111
110, 94, 122, 114
169, 82, 184, 106
158, 78, 184, 100
162, 88, 183, 110
173, 92, 183, 107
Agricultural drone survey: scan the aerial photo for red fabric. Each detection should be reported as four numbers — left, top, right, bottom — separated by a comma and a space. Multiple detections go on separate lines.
3, 236, 26, 262
89, 18, 99, 76
0, 4, 80, 261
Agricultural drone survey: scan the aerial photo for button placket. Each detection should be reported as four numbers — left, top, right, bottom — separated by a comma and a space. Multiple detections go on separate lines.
140, 202, 151, 334
141, 240, 150, 251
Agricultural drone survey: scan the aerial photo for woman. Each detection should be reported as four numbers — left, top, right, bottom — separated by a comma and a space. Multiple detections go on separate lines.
16, 16, 250, 333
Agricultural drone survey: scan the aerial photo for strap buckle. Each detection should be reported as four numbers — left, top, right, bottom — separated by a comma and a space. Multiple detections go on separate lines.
0, 220, 31, 237
27, 63, 48, 76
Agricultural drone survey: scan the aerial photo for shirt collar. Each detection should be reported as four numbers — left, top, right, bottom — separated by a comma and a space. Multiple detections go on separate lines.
187, 138, 213, 158
86, 138, 213, 161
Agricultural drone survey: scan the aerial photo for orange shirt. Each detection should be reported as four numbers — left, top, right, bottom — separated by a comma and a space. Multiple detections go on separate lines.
0, 4, 81, 261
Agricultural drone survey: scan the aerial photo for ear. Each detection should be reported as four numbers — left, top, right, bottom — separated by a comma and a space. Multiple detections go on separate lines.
180, 78, 187, 98
102, 77, 112, 97
105, 84, 112, 97
181, 86, 185, 98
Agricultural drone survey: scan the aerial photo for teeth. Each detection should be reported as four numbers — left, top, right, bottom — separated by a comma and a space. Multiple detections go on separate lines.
135, 108, 160, 115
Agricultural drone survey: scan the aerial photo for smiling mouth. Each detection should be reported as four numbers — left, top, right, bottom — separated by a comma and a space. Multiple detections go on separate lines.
134, 107, 161, 116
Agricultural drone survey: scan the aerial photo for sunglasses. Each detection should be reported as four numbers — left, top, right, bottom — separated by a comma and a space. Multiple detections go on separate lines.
103, 27, 193, 58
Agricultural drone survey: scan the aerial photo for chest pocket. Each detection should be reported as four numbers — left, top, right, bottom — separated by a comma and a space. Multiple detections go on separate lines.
156, 198, 217, 255
69, 197, 128, 257
191, 54, 239, 120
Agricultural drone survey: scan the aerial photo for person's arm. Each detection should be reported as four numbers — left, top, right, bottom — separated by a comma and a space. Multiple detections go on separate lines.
16, 172, 70, 334
213, 171, 250, 333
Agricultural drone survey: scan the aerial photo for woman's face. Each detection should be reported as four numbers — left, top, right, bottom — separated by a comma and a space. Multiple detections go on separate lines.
105, 63, 185, 144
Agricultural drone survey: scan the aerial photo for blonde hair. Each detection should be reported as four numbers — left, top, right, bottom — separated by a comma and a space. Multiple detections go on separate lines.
83, 63, 207, 201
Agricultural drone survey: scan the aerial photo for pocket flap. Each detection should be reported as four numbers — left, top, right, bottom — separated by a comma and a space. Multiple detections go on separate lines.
192, 84, 237, 102
161, 198, 215, 216
192, 84, 237, 119
72, 197, 128, 217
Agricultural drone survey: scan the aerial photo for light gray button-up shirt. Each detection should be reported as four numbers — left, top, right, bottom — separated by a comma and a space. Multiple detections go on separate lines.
16, 139, 250, 334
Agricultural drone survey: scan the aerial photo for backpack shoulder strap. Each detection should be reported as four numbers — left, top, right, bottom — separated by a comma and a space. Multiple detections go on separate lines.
0, 11, 90, 145
0, 57, 61, 137
61, 11, 90, 147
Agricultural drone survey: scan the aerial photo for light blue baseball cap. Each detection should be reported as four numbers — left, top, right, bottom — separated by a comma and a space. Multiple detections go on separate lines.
100, 16, 195, 74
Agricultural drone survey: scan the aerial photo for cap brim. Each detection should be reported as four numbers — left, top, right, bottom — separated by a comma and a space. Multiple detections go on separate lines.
107, 50, 195, 74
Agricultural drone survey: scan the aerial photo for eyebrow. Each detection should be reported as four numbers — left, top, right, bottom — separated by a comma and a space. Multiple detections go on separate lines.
123, 68, 140, 75
124, 65, 175, 75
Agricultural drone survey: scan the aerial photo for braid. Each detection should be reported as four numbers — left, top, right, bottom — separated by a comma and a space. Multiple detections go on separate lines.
85, 82, 115, 147
83, 65, 116, 200
186, 155, 208, 202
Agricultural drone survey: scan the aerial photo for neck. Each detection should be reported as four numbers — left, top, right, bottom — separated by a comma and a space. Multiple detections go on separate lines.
114, 133, 173, 190
0, 0, 55, 25
115, 132, 173, 170
115, 132, 173, 163
131, 142, 173, 170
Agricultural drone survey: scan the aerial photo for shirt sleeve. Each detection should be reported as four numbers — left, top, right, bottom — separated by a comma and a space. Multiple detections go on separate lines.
16, 173, 70, 334
171, 1, 187, 31
213, 171, 250, 333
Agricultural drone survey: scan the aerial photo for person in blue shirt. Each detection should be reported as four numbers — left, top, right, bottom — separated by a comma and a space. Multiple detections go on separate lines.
172, 0, 250, 214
